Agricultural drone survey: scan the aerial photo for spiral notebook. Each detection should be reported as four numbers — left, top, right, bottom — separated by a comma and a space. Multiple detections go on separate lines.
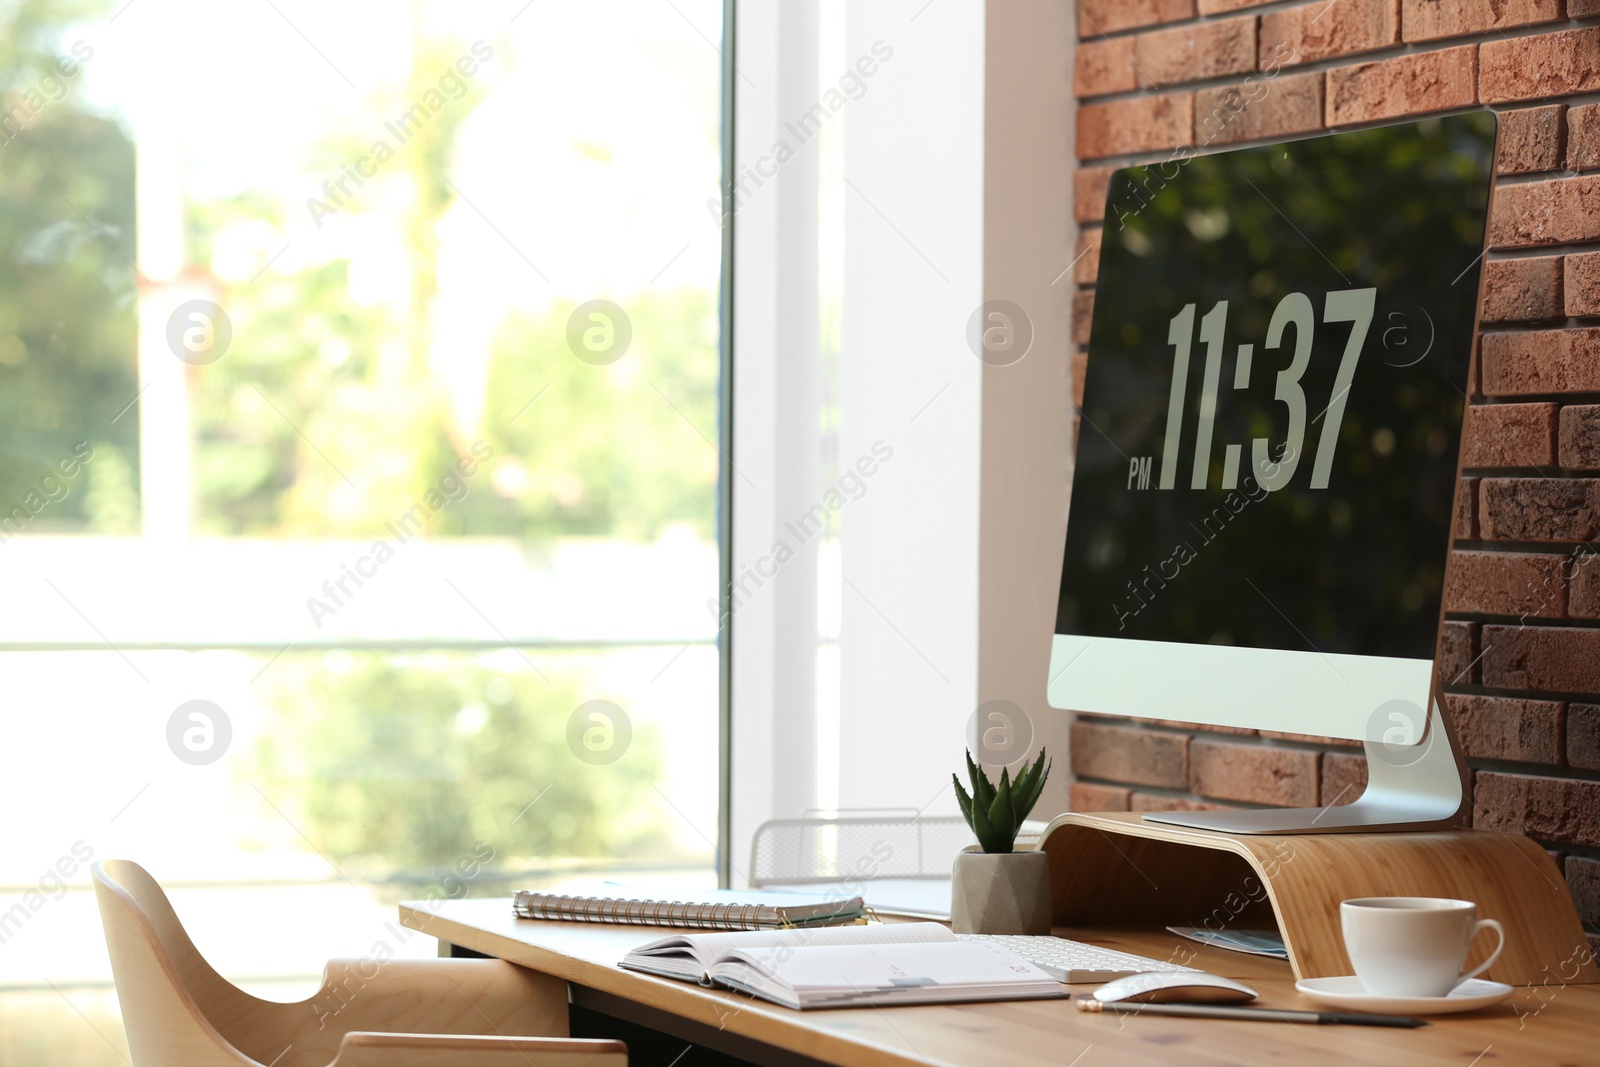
511, 885, 865, 931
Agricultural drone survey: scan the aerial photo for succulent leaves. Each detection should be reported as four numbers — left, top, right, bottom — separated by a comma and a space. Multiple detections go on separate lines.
952, 747, 1051, 854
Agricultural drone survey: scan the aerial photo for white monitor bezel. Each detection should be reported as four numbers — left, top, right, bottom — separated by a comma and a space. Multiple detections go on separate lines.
1046, 634, 1432, 743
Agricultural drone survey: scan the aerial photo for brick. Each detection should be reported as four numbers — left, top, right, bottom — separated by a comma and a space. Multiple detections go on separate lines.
1480, 329, 1600, 394
1461, 403, 1558, 469
1567, 855, 1600, 923
1482, 258, 1562, 324
1444, 549, 1567, 617
1565, 252, 1600, 317
1574, 0, 1600, 14
1479, 478, 1600, 541
1189, 741, 1319, 806
1076, 228, 1102, 286
1193, 72, 1324, 147
1569, 104, 1600, 173
1494, 106, 1565, 177
1474, 771, 1600, 848
1075, 166, 1116, 223
1261, 0, 1398, 69
1325, 46, 1477, 127
1135, 18, 1255, 89
1444, 693, 1565, 763
1561, 407, 1600, 471
1200, 0, 1274, 10
1151, 718, 1256, 737
1489, 176, 1600, 249
1320, 751, 1368, 807
1070, 720, 1189, 788
1455, 475, 1478, 539
1076, 0, 1194, 39
1482, 624, 1600, 694
1403, 0, 1560, 42
1072, 289, 1095, 348
1129, 792, 1234, 812
1258, 730, 1357, 747
1078, 92, 1194, 159
1567, 704, 1600, 769
1070, 780, 1131, 812
1440, 620, 1479, 685
1480, 27, 1600, 104
1572, 551, 1600, 618
1075, 39, 1137, 99
1071, 350, 1088, 407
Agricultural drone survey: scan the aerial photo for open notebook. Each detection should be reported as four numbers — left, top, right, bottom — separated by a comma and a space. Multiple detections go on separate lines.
619, 921, 1064, 1009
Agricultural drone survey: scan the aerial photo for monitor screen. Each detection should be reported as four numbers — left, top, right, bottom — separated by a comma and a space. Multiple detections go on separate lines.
1057, 114, 1494, 663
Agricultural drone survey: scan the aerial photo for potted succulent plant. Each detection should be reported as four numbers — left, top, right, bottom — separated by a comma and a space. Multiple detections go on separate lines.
950, 748, 1052, 935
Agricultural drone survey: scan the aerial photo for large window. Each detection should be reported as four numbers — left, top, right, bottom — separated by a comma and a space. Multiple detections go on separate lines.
0, 1, 725, 1060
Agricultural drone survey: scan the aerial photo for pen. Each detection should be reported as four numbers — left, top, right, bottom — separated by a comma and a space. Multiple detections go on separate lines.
1076, 999, 1427, 1028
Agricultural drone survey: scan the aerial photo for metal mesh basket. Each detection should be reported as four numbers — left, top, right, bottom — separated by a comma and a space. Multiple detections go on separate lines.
748, 813, 975, 886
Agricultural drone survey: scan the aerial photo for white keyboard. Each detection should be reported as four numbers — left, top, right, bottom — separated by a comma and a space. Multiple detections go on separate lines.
956, 933, 1199, 983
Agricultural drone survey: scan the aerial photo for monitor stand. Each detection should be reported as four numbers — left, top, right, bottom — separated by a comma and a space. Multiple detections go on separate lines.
1140, 699, 1467, 834
1038, 805, 1594, 983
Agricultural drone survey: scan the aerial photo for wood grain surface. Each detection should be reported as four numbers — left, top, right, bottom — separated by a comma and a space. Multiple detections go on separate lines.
401, 898, 1600, 1067
1039, 811, 1598, 985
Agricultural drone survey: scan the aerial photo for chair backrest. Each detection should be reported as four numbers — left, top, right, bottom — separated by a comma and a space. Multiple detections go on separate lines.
748, 815, 975, 885
92, 859, 258, 1067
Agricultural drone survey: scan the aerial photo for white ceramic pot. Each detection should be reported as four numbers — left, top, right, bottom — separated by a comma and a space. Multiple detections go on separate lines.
949, 848, 1052, 935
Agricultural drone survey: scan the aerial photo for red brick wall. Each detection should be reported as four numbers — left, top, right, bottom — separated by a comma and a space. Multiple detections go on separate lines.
1068, 0, 1600, 940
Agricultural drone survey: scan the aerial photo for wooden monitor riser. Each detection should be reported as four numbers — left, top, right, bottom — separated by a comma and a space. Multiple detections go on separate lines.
1038, 811, 1598, 985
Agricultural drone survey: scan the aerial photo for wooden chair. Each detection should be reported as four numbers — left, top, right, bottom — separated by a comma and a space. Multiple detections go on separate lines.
92, 859, 626, 1067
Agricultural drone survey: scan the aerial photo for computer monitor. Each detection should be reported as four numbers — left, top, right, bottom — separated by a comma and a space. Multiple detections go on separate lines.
1049, 114, 1497, 834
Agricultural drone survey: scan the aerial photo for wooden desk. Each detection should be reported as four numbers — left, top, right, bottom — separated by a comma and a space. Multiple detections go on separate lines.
399, 899, 1600, 1067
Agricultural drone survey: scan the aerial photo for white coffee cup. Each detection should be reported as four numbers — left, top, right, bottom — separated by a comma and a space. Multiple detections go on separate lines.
1341, 897, 1505, 998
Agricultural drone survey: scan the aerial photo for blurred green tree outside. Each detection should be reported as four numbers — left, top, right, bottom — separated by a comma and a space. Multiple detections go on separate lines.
180, 26, 718, 870
249, 654, 674, 871
0, 0, 718, 878
466, 287, 720, 541
0, 0, 139, 530
184, 29, 720, 542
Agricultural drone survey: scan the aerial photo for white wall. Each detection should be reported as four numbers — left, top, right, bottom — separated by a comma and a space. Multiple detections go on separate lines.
977, 0, 1076, 817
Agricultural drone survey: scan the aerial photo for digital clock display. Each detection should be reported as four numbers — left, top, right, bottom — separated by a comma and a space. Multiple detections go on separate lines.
1056, 114, 1496, 660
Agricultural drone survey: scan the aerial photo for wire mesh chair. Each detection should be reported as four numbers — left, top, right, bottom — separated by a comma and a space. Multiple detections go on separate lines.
748, 810, 976, 887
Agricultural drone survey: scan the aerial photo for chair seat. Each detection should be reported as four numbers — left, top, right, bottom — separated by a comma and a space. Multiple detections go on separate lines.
92, 860, 626, 1067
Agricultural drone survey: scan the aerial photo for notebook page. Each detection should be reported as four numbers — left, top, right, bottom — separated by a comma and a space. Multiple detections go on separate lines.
718, 940, 1055, 997
630, 920, 954, 967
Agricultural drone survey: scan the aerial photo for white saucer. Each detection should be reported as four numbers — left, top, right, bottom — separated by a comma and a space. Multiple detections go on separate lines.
1295, 976, 1514, 1015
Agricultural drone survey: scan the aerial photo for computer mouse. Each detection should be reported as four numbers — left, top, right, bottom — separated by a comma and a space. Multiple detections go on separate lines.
1093, 971, 1259, 1005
